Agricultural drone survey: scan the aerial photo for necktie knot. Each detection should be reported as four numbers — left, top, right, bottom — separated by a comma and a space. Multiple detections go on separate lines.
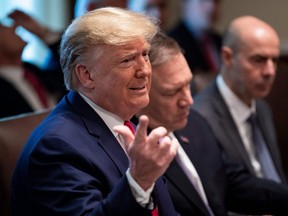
247, 113, 257, 125
124, 120, 135, 134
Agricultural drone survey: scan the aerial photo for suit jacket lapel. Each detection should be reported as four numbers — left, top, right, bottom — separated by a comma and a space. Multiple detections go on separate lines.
67, 91, 129, 176
212, 84, 255, 172
97, 130, 129, 175
165, 159, 211, 216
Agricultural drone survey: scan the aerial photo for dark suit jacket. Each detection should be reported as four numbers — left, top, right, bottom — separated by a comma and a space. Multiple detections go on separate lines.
193, 80, 286, 182
168, 21, 222, 73
0, 62, 66, 118
165, 109, 288, 216
11, 91, 179, 216
0, 77, 34, 118
24, 62, 66, 101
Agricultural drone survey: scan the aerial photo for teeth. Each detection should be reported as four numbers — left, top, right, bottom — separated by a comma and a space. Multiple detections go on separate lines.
130, 86, 144, 90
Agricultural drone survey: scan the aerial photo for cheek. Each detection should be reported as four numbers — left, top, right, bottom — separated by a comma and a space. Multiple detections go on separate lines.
163, 99, 179, 119
147, 76, 152, 91
106, 69, 129, 90
242, 65, 260, 86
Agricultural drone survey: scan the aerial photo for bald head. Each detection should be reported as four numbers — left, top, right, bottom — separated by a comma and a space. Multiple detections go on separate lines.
223, 16, 279, 52
221, 16, 280, 106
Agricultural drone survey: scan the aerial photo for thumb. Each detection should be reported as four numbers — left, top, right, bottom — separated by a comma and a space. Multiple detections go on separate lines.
113, 125, 135, 150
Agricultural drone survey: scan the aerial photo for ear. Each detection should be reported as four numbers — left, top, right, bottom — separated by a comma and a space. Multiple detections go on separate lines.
221, 46, 233, 67
75, 64, 95, 89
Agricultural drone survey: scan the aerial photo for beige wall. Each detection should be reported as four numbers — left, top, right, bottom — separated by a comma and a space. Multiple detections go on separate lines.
214, 0, 288, 54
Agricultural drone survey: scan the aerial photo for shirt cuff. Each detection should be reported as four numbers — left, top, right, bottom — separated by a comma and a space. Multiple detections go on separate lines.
126, 169, 155, 208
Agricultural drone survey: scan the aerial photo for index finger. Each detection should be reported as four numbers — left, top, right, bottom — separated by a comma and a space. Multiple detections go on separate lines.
134, 115, 149, 145
9, 10, 28, 19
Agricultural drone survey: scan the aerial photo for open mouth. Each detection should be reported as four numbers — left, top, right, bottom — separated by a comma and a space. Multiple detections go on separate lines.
129, 86, 145, 90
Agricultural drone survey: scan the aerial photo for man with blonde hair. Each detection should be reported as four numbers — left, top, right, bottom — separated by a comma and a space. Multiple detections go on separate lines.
12, 7, 179, 216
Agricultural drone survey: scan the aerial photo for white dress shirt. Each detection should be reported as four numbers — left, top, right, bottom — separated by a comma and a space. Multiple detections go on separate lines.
216, 75, 263, 177
169, 132, 214, 216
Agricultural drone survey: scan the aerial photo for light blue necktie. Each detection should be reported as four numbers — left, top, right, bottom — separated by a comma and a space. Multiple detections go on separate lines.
248, 113, 281, 183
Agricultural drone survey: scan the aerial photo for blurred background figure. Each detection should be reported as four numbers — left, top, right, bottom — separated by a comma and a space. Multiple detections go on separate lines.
74, 0, 128, 18
193, 16, 287, 183
7, 10, 66, 97
3, 0, 132, 111
0, 21, 57, 118
10, 0, 130, 72
168, 0, 223, 94
143, 0, 181, 32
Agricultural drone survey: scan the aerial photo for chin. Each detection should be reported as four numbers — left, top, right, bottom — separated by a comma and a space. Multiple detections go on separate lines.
133, 99, 149, 111
174, 121, 187, 131
140, 96, 150, 106
256, 89, 271, 98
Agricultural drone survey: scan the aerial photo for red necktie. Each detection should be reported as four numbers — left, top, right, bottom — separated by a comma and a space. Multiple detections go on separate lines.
124, 120, 135, 134
124, 120, 159, 216
152, 207, 158, 216
24, 69, 49, 108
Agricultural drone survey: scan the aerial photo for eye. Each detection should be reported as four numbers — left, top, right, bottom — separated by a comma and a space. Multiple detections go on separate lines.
251, 56, 267, 64
272, 57, 279, 65
163, 83, 190, 97
142, 51, 150, 61
121, 56, 134, 64
250, 55, 279, 67
163, 88, 179, 97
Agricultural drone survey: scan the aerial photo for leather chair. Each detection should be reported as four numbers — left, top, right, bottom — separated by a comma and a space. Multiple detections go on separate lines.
0, 109, 50, 216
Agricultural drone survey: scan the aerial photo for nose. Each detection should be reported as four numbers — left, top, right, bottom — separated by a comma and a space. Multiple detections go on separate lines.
179, 85, 194, 107
263, 58, 277, 76
135, 55, 151, 78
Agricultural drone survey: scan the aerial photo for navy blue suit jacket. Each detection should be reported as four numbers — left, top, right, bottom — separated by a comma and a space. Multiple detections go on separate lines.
164, 109, 288, 216
12, 91, 179, 216
0, 77, 34, 118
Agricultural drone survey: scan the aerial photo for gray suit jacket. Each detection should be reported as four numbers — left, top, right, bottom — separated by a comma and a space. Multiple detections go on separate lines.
193, 80, 286, 182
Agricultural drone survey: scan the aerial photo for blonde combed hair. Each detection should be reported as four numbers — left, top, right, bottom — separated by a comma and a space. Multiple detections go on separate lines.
60, 7, 159, 90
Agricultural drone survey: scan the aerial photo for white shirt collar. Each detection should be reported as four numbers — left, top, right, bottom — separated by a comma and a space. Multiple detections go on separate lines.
0, 66, 24, 82
79, 92, 124, 138
216, 75, 256, 125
